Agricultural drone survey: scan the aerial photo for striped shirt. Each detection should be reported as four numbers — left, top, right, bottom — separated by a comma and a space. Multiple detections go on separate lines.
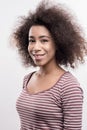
16, 71, 83, 130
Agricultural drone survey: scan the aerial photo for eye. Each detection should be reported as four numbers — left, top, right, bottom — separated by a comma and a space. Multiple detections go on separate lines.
29, 39, 35, 44
41, 39, 49, 43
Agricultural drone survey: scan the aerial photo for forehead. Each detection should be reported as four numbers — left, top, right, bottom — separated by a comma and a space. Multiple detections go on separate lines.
29, 25, 51, 37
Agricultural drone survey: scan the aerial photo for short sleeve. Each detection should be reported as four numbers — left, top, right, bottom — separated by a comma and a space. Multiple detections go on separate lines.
61, 73, 83, 130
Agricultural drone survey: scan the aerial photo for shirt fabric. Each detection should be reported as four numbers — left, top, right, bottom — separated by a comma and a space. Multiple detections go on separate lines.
16, 71, 83, 130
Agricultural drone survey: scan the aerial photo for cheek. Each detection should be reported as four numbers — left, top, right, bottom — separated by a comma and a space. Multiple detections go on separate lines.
48, 44, 56, 54
28, 45, 31, 54
28, 45, 34, 59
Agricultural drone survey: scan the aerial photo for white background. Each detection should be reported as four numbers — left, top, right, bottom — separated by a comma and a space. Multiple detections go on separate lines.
0, 0, 87, 130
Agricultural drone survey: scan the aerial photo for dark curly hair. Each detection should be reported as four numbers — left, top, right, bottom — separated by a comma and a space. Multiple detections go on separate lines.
11, 0, 87, 68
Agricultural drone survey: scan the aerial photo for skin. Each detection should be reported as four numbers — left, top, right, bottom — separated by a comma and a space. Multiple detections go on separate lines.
27, 25, 65, 94
28, 25, 56, 67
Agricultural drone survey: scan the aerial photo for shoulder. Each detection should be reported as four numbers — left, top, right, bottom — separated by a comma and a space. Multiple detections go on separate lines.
61, 71, 81, 86
23, 71, 35, 88
61, 71, 83, 96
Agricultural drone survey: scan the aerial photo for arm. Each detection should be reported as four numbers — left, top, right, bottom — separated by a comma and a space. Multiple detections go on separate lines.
62, 77, 83, 130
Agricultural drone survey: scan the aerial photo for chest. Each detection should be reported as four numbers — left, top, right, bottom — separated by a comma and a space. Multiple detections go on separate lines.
27, 74, 61, 95
16, 89, 62, 119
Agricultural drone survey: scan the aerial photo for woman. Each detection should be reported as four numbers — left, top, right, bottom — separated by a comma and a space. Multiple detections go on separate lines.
12, 0, 87, 129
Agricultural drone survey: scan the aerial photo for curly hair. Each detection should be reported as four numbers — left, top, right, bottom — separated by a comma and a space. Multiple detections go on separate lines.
12, 0, 87, 68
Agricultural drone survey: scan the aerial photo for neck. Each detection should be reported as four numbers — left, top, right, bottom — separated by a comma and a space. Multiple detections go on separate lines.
37, 61, 63, 76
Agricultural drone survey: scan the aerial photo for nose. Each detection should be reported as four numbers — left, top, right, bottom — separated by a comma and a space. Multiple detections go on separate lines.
33, 41, 41, 51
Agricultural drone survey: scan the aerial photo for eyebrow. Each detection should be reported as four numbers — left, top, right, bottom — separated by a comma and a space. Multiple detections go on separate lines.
29, 35, 51, 39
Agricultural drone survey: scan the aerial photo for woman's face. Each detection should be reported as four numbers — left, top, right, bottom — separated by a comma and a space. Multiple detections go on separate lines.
28, 25, 56, 67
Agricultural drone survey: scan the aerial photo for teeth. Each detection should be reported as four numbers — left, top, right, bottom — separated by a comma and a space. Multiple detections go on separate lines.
32, 53, 45, 60
33, 54, 45, 56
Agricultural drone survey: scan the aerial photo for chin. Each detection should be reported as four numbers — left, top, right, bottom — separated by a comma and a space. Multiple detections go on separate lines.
34, 62, 46, 67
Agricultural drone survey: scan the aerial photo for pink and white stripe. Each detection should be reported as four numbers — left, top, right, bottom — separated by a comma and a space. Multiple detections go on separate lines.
16, 71, 83, 130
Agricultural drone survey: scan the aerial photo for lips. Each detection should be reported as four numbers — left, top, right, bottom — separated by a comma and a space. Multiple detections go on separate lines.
32, 53, 46, 60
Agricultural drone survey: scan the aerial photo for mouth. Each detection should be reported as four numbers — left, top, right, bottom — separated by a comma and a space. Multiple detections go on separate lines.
32, 53, 46, 60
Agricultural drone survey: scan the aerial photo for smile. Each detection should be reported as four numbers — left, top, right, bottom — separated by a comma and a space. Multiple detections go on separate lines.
32, 54, 46, 60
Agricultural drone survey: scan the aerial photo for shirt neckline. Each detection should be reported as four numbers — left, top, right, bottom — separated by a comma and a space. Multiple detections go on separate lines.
24, 71, 69, 96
